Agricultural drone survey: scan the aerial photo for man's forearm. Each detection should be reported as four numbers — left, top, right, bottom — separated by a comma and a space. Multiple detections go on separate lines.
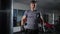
21, 20, 24, 26
21, 16, 27, 26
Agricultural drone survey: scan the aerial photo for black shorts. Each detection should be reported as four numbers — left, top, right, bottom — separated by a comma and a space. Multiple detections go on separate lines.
25, 29, 39, 34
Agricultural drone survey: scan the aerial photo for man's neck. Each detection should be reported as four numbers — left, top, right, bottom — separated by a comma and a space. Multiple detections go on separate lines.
31, 9, 34, 11
31, 9, 36, 11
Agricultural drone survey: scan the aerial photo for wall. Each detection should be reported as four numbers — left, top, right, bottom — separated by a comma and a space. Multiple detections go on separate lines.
13, 26, 21, 32
44, 10, 60, 24
13, 2, 29, 10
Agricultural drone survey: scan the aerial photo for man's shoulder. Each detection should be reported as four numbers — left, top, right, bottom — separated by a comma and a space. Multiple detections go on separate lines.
25, 10, 30, 13
36, 10, 40, 13
25, 10, 30, 11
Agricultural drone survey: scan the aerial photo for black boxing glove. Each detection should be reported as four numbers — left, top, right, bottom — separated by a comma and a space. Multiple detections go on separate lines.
21, 25, 25, 31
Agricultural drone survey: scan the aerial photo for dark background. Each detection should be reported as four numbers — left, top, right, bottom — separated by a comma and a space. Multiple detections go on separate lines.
0, 0, 11, 34
0, 0, 11, 10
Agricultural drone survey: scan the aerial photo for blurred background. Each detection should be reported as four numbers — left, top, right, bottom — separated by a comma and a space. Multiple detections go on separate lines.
0, 0, 60, 34
13, 0, 60, 33
13, 0, 60, 34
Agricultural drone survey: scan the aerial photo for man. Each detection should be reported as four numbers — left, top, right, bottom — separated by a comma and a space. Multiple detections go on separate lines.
21, 1, 44, 34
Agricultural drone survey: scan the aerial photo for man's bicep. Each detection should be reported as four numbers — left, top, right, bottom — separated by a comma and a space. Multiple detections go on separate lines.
24, 10, 27, 16
40, 11, 44, 20
21, 11, 27, 20
22, 16, 26, 20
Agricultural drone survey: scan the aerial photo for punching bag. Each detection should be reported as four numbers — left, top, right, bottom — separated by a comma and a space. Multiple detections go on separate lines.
0, 0, 12, 34
0, 12, 7, 34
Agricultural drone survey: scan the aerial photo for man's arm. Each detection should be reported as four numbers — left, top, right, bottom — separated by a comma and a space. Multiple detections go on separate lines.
40, 12, 44, 23
21, 16, 27, 26
40, 12, 45, 32
21, 10, 27, 26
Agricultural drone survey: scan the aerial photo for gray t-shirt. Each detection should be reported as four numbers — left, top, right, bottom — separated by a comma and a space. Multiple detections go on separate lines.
24, 10, 41, 30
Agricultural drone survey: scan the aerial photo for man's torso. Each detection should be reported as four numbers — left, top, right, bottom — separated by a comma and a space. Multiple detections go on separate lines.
24, 10, 40, 29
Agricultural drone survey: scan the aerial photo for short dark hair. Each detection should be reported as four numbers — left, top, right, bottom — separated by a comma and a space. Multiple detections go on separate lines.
31, 1, 36, 3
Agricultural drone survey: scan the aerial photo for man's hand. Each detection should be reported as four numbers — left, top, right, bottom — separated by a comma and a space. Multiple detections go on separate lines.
21, 25, 25, 32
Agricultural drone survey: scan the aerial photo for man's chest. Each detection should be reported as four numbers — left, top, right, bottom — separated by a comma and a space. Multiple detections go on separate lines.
27, 12, 40, 18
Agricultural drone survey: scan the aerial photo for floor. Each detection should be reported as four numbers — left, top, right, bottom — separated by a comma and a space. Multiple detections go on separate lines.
14, 31, 60, 34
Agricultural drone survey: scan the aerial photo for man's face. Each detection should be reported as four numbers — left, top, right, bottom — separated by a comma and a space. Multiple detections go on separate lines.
30, 3, 36, 10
